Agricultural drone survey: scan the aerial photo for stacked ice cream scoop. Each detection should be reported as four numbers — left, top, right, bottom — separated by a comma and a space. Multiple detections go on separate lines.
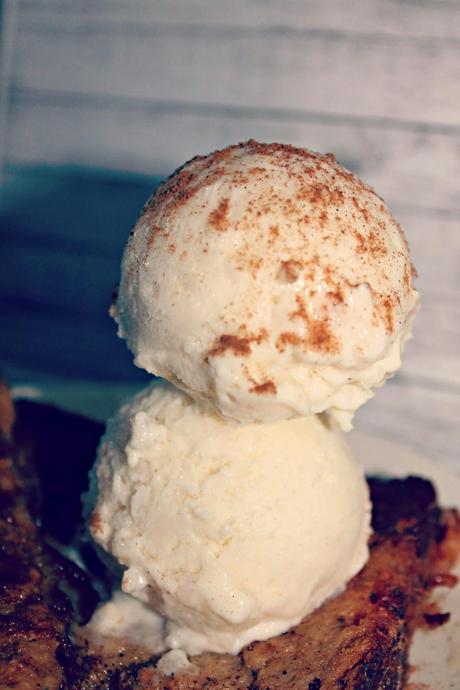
89, 141, 419, 655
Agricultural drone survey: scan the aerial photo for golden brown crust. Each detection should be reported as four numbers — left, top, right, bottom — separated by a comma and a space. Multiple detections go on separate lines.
0, 379, 14, 437
134, 479, 460, 690
0, 393, 100, 690
1, 395, 459, 690
0, 436, 70, 689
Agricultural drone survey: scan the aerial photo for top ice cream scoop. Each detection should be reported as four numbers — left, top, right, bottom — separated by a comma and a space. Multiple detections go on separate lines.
113, 140, 419, 429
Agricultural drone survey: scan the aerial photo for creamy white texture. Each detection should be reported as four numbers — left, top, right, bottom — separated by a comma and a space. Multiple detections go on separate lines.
81, 590, 166, 653
90, 382, 371, 655
156, 650, 196, 677
114, 141, 419, 429
80, 591, 196, 676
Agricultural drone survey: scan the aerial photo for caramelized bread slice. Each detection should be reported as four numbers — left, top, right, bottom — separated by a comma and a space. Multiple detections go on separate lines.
133, 479, 460, 690
1, 394, 459, 690
0, 391, 98, 690
0, 385, 70, 690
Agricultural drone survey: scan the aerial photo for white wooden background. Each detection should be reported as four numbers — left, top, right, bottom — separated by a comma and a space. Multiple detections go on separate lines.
0, 0, 459, 468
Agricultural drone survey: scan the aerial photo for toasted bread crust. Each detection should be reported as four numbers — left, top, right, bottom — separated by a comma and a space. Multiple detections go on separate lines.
0, 418, 70, 688
134, 479, 459, 690
1, 396, 459, 690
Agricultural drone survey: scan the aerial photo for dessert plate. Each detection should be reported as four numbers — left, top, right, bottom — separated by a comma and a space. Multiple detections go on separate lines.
12, 382, 460, 690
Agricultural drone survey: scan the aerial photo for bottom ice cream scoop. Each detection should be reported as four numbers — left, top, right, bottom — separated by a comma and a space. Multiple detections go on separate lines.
89, 382, 371, 655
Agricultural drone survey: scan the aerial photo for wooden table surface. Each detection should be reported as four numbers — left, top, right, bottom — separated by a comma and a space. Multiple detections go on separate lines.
1, 0, 459, 467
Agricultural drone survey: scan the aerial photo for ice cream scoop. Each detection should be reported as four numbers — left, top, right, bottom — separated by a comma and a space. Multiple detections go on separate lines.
113, 140, 419, 430
89, 381, 371, 655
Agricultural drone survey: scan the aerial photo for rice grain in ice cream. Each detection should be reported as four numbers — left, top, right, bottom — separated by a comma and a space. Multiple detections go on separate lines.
113, 140, 419, 430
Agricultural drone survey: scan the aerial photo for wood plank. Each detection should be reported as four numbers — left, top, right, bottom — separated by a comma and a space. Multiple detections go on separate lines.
11, 19, 460, 126
1, 169, 156, 255
2, 173, 458, 303
402, 297, 460, 388
395, 207, 460, 302
2, 174, 458, 391
0, 299, 147, 382
2, 262, 455, 389
3, 254, 456, 390
1, 243, 119, 320
356, 376, 460, 468
5, 100, 460, 212
2, 290, 458, 464
17, 0, 460, 40
2, 295, 457, 465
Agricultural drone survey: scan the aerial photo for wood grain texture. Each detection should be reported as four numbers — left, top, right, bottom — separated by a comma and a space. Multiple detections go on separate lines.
16, 0, 460, 39
0, 0, 459, 468
5, 98, 460, 211
356, 375, 460, 468
10, 21, 460, 126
